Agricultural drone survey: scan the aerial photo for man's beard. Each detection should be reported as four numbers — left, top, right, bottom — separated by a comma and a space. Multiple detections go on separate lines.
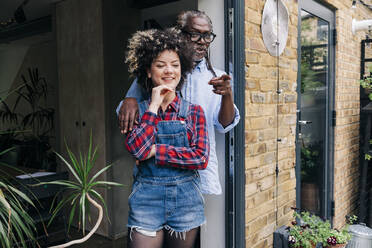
193, 47, 207, 62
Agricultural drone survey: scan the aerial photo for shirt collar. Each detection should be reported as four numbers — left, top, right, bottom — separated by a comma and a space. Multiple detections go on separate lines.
167, 93, 181, 112
194, 58, 207, 72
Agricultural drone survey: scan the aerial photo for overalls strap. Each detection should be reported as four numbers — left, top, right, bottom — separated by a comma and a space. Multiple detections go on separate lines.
136, 96, 195, 178
178, 97, 190, 119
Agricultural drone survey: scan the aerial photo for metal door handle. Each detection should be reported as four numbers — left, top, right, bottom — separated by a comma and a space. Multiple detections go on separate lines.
298, 120, 312, 125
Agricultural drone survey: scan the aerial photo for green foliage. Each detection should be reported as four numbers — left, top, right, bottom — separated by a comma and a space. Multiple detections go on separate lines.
361, 65, 372, 161
300, 62, 324, 94
360, 65, 372, 101
365, 153, 372, 161
0, 68, 54, 137
301, 142, 321, 183
37, 133, 123, 235
300, 18, 326, 95
0, 181, 39, 248
0, 68, 55, 170
360, 77, 372, 101
0, 88, 39, 247
288, 211, 355, 248
301, 19, 324, 94
289, 211, 321, 248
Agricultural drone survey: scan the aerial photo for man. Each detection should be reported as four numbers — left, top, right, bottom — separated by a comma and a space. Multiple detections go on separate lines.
117, 9, 240, 244
118, 9, 239, 194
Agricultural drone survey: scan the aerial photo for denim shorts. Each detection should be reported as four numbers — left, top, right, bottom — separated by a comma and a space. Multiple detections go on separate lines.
127, 174, 205, 235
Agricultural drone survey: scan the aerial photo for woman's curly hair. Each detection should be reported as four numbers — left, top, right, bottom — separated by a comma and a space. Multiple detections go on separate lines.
125, 28, 194, 93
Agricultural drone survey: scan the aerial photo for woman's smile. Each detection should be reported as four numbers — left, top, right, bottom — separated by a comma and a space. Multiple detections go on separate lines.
147, 50, 181, 90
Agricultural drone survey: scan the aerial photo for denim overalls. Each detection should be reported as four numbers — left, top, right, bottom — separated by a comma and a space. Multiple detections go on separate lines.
127, 97, 206, 237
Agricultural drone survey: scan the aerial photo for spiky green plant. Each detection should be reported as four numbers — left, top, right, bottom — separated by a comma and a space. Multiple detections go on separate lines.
0, 148, 40, 248
0, 68, 55, 171
0, 91, 39, 248
38, 134, 123, 247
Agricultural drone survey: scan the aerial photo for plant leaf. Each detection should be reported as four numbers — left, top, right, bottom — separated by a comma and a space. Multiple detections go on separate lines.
54, 152, 82, 184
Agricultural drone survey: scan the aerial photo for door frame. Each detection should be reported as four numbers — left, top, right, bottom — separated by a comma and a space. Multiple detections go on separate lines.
224, 0, 245, 247
296, 0, 335, 220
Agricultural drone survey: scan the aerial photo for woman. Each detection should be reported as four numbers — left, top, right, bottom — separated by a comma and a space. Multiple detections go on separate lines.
125, 29, 210, 248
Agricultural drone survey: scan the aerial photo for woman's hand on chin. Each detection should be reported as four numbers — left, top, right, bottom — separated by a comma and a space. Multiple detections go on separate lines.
149, 85, 174, 113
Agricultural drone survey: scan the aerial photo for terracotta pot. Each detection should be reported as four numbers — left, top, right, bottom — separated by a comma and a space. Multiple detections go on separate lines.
327, 244, 346, 248
289, 242, 316, 248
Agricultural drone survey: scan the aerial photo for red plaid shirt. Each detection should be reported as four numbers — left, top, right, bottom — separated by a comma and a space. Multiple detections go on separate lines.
125, 95, 209, 170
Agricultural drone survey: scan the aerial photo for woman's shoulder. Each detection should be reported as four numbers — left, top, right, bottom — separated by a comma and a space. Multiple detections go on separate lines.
139, 98, 150, 104
178, 97, 205, 117
188, 102, 206, 116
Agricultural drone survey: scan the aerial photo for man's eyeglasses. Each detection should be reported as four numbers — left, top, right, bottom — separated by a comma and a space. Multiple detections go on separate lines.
183, 31, 216, 43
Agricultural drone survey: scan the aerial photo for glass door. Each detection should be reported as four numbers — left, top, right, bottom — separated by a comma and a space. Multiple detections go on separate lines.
297, 0, 335, 220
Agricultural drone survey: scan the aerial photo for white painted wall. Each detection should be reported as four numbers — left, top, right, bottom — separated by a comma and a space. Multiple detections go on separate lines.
198, 1, 226, 247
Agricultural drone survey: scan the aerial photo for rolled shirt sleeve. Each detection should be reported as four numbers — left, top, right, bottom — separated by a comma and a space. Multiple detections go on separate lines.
214, 103, 240, 133
125, 111, 157, 161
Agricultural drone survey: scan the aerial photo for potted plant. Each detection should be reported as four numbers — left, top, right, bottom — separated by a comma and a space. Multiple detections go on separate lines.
0, 156, 39, 248
0, 131, 122, 247
288, 210, 355, 248
0, 90, 39, 248
36, 133, 123, 247
0, 67, 56, 171
0, 130, 22, 166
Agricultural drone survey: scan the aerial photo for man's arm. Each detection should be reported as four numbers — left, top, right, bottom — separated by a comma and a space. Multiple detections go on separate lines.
209, 74, 235, 127
117, 78, 148, 133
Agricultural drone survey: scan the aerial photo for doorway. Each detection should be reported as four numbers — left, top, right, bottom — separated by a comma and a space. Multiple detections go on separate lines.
103, 0, 235, 246
296, 0, 335, 220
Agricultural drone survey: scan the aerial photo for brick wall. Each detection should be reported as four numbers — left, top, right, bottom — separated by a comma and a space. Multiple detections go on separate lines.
245, 0, 372, 246
329, 0, 360, 229
245, 0, 298, 247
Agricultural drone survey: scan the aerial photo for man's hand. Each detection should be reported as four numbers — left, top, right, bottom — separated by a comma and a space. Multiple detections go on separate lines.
118, 97, 139, 134
209, 74, 235, 127
208, 74, 232, 96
